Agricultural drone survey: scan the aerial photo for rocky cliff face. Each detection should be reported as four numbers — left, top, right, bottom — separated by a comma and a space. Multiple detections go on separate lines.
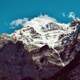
0, 40, 61, 80
0, 36, 80, 80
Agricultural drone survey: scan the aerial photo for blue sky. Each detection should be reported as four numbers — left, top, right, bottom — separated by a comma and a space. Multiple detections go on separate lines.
0, 0, 80, 20
0, 0, 80, 33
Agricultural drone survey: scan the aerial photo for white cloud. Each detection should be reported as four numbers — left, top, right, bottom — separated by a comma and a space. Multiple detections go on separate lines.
10, 18, 28, 29
62, 12, 66, 17
68, 12, 76, 19
62, 11, 76, 20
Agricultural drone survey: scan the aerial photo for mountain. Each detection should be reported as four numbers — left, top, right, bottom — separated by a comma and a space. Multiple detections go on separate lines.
0, 15, 80, 80
10, 15, 80, 66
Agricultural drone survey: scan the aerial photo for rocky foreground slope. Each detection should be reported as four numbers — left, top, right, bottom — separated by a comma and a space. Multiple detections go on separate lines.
0, 16, 80, 80
0, 35, 80, 80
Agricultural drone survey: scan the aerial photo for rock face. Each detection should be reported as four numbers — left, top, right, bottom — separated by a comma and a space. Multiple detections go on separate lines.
0, 41, 61, 80
0, 41, 38, 80
0, 38, 80, 80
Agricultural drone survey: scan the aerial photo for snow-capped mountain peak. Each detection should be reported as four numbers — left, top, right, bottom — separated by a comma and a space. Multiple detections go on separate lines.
10, 15, 77, 49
